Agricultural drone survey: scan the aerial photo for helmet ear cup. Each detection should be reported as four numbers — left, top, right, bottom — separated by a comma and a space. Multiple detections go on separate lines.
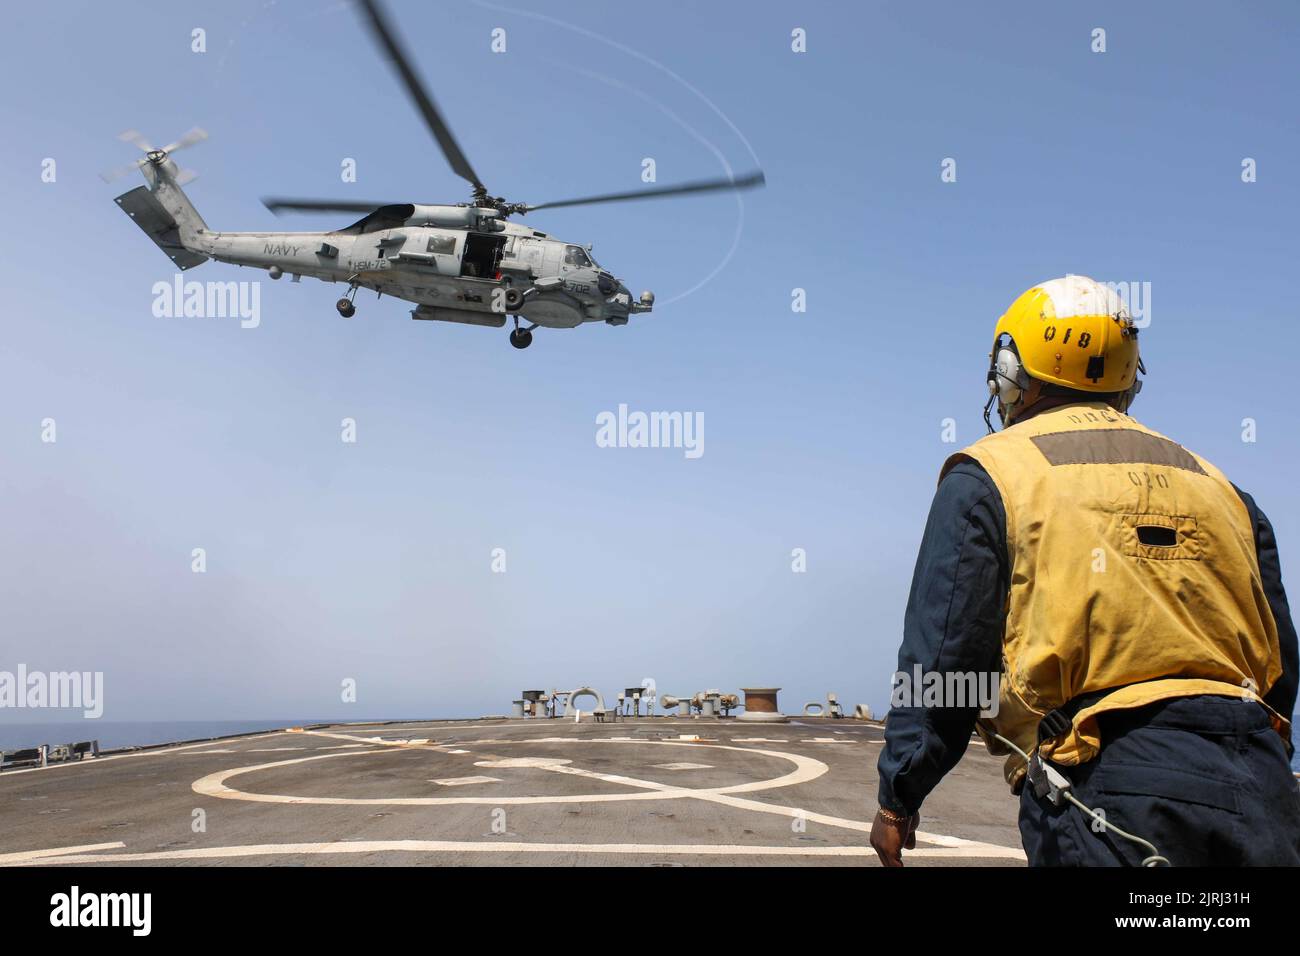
991, 346, 1026, 406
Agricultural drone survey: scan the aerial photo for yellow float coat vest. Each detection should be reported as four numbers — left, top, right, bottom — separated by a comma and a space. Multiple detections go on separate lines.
941, 402, 1287, 786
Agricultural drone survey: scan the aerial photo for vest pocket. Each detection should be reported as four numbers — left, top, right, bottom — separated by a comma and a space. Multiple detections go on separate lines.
1118, 513, 1201, 561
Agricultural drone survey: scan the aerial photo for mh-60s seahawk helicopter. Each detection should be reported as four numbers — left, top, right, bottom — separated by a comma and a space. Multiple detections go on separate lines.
106, 0, 764, 350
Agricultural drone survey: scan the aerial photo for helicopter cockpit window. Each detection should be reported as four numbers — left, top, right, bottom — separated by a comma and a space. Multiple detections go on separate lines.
426, 235, 456, 255
564, 245, 592, 268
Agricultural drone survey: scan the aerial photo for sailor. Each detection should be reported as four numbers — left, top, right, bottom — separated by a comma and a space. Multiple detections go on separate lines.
872, 275, 1300, 866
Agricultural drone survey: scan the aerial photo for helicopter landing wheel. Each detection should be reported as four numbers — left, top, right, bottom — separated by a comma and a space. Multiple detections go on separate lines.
509, 328, 533, 350
336, 297, 356, 318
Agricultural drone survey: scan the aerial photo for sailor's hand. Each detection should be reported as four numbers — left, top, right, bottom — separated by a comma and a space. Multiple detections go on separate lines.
870, 808, 919, 867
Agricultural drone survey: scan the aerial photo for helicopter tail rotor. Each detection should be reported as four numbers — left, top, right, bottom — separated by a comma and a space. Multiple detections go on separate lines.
100, 126, 208, 184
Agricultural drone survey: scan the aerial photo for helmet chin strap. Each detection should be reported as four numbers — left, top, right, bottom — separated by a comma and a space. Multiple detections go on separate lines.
1116, 374, 1144, 414
982, 382, 1017, 434
982, 394, 997, 434
985, 377, 1045, 433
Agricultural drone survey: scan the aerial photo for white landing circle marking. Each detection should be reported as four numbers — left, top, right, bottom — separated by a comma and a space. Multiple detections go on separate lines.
191, 736, 827, 807
186, 732, 1024, 860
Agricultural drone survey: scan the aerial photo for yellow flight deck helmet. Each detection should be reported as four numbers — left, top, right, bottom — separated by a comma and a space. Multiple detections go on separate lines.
985, 275, 1143, 429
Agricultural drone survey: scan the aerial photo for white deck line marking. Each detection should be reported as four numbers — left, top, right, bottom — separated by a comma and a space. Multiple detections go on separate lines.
303, 730, 438, 749
11, 840, 1016, 864
0, 842, 126, 865
304, 719, 847, 737
191, 734, 1023, 860
653, 763, 713, 770
430, 776, 501, 787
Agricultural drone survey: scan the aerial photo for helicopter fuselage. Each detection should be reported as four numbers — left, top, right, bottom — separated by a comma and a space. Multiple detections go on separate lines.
108, 0, 758, 350
185, 205, 652, 331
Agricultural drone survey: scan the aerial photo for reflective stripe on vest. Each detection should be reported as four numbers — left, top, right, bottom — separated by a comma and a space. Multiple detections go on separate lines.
942, 402, 1287, 787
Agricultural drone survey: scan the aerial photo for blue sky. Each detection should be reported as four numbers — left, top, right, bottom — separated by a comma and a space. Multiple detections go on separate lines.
1, 0, 1297, 724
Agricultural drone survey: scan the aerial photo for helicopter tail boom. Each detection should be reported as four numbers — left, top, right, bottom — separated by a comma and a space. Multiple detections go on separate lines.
141, 158, 207, 246
109, 127, 213, 270
113, 184, 209, 271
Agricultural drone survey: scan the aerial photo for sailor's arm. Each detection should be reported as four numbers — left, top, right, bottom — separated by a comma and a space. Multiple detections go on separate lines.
876, 461, 1008, 819
1235, 487, 1299, 753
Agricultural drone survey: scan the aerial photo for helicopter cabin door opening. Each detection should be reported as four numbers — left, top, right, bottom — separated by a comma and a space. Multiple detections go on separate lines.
460, 233, 506, 279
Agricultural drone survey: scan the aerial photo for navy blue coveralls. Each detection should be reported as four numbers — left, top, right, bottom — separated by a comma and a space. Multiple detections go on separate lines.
877, 460, 1300, 866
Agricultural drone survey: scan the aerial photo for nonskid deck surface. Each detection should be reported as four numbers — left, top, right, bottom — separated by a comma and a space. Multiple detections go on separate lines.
0, 717, 1024, 866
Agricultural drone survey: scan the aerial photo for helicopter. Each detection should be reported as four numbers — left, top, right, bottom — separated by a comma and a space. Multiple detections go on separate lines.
107, 0, 764, 350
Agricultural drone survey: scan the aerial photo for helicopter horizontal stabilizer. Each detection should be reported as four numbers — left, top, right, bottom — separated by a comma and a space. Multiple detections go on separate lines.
114, 186, 209, 271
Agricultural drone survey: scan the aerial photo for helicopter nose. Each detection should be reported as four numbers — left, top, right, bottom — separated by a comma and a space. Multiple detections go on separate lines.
601, 272, 629, 299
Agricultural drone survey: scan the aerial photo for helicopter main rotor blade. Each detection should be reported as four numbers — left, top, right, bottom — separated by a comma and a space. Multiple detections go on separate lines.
357, 0, 485, 194
522, 170, 766, 213
262, 198, 395, 215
